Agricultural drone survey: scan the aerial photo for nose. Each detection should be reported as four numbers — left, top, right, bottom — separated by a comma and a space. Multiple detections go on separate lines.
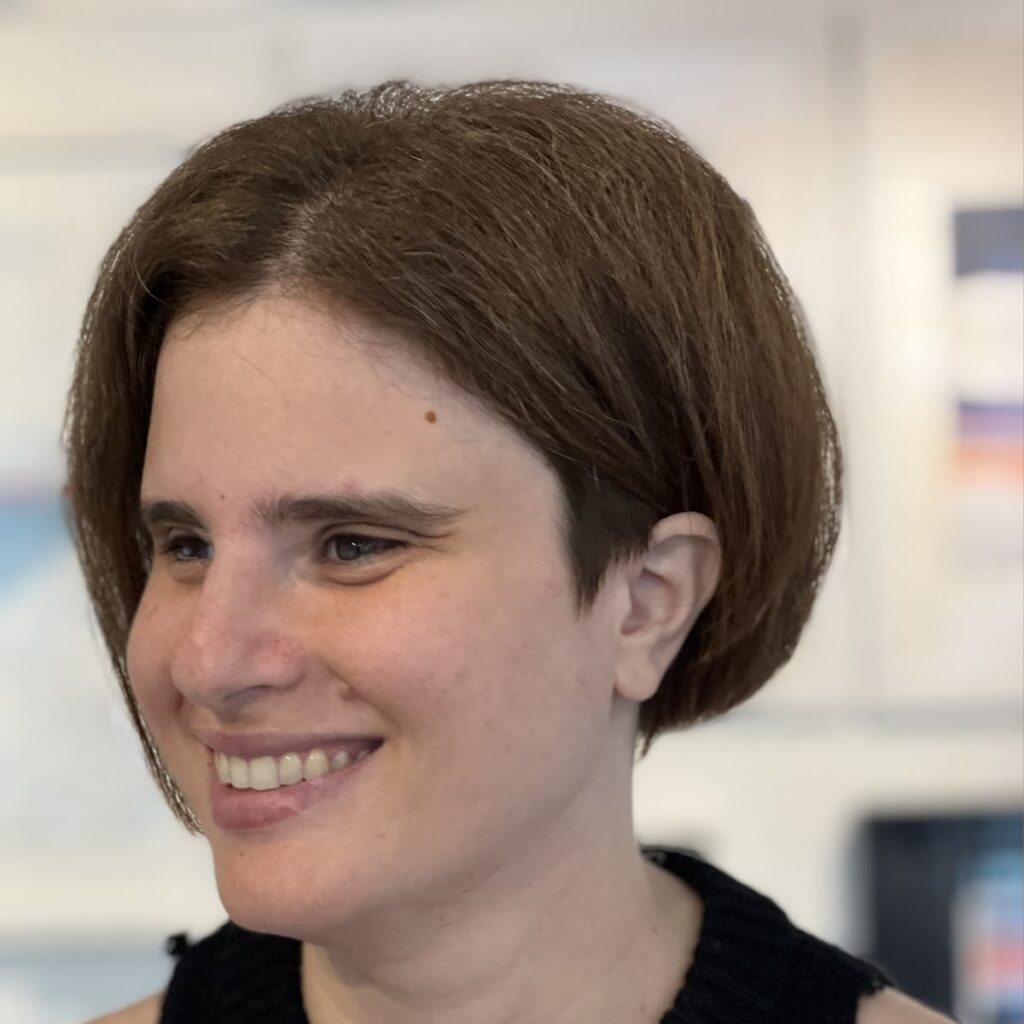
170, 554, 307, 714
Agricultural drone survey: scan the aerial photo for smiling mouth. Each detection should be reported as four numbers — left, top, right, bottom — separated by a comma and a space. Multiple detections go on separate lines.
213, 739, 384, 793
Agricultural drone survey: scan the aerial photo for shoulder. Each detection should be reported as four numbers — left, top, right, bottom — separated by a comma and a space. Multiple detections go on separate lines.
857, 987, 958, 1023
82, 991, 163, 1024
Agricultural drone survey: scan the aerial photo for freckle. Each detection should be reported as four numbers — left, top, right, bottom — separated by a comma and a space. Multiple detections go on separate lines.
424, 410, 437, 423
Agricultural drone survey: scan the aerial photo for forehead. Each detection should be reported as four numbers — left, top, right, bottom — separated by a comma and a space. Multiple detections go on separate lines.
144, 294, 561, 525
158, 294, 470, 429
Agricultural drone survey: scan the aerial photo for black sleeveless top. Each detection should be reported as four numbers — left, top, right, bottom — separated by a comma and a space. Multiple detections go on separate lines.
159, 847, 892, 1023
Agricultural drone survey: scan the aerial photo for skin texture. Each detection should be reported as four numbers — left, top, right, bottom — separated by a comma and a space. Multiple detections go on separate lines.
857, 990, 957, 1023
124, 293, 719, 1023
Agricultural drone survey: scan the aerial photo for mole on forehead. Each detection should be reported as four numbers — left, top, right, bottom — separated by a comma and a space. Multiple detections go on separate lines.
425, 410, 437, 423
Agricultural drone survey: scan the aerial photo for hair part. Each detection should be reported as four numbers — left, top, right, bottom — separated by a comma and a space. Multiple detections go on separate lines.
64, 80, 842, 832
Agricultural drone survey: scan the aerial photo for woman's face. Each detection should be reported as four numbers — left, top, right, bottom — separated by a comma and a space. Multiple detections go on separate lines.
127, 293, 633, 941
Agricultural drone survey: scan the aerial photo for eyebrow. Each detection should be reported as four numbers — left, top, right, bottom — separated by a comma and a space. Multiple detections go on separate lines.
138, 490, 467, 534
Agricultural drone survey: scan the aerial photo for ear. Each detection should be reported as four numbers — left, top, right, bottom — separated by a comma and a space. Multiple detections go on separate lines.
613, 512, 721, 703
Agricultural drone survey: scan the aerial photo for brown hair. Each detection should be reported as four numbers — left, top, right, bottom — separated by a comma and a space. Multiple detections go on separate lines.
64, 80, 841, 832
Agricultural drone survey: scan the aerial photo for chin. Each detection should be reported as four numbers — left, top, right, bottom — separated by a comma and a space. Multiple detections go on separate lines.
209, 838, 379, 943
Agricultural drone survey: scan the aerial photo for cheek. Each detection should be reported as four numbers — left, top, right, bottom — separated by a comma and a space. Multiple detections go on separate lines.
336, 557, 602, 761
125, 584, 183, 726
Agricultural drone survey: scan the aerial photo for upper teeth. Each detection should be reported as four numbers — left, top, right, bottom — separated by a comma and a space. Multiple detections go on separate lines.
214, 748, 373, 791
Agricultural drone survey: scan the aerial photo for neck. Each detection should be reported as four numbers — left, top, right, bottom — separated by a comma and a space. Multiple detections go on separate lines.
300, 756, 702, 1024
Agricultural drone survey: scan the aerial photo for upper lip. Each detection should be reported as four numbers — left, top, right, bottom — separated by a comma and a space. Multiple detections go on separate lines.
192, 729, 384, 759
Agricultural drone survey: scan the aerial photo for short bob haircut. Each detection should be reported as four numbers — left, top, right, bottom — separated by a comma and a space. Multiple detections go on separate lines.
64, 80, 841, 833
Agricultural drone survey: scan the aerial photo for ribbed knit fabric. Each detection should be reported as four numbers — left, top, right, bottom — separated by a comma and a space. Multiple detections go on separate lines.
160, 846, 892, 1023
160, 923, 306, 1024
646, 848, 892, 1023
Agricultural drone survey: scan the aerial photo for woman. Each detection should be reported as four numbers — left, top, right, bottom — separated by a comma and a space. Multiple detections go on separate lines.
65, 81, 953, 1023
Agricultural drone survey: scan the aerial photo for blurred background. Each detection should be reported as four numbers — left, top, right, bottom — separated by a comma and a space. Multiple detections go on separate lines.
1, 0, 1021, 1020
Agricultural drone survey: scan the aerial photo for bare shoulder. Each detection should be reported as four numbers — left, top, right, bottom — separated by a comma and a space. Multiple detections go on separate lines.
857, 987, 957, 1023
83, 990, 163, 1024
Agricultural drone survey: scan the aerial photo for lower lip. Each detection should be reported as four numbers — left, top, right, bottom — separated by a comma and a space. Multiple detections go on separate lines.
209, 747, 382, 832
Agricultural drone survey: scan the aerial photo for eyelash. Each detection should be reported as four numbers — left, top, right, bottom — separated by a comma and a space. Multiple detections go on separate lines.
157, 535, 211, 563
155, 532, 405, 567
322, 533, 404, 564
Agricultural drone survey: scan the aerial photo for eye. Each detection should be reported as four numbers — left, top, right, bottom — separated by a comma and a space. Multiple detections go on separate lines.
322, 533, 404, 564
158, 533, 213, 562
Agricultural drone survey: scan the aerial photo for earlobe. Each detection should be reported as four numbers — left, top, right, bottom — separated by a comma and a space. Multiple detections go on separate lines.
614, 512, 721, 703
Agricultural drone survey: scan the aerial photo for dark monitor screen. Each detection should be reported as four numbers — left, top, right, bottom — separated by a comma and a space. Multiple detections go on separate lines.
861, 809, 1023, 1023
